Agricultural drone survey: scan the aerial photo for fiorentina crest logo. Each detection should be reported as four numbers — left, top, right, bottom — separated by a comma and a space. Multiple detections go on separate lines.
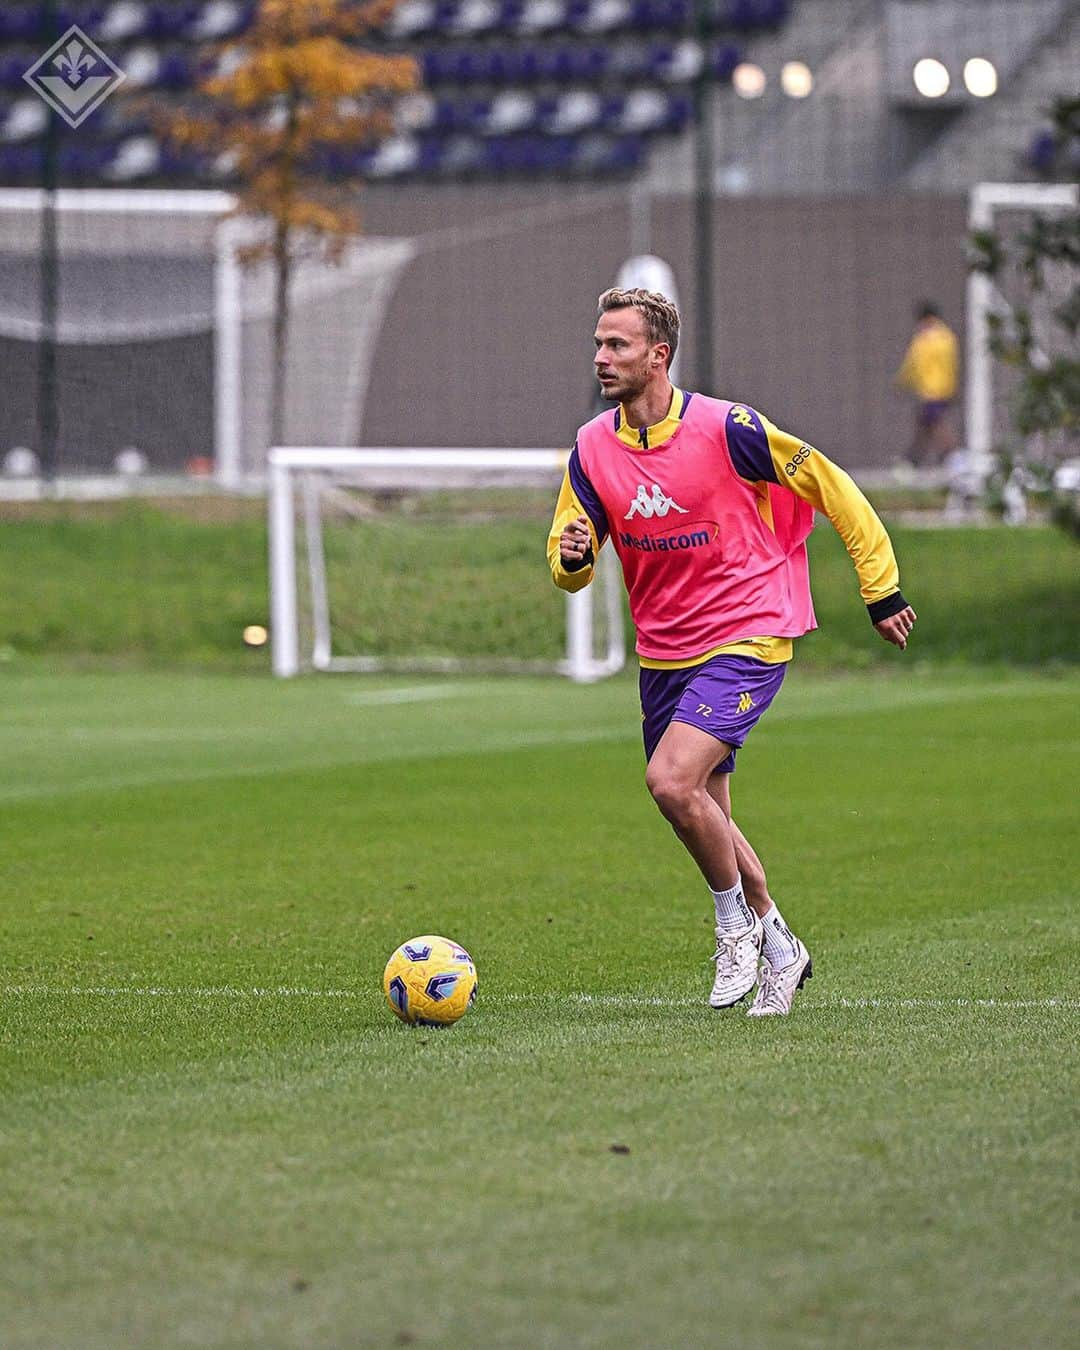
23, 26, 125, 129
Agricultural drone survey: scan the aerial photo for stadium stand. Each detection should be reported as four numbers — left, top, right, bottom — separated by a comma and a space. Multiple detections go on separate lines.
905, 2, 1080, 188
3, 2, 1075, 187
642, 0, 1078, 194
0, 0, 789, 182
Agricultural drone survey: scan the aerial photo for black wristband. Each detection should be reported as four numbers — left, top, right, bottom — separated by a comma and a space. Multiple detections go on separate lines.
562, 547, 594, 573
867, 591, 910, 624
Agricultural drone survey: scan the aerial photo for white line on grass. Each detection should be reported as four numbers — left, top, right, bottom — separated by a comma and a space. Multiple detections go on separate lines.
342, 684, 479, 706
0, 985, 361, 998
508, 993, 1080, 1012
1, 986, 1076, 1012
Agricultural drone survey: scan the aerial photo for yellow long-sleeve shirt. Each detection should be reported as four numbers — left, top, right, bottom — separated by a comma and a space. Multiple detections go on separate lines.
547, 390, 908, 668
896, 319, 959, 402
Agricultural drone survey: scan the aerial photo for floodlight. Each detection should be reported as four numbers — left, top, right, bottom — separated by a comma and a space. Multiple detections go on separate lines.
913, 58, 950, 99
732, 63, 766, 99
963, 58, 998, 98
780, 62, 813, 99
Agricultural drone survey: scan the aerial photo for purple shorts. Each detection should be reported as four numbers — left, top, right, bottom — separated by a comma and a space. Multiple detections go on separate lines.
919, 399, 952, 427
640, 654, 787, 774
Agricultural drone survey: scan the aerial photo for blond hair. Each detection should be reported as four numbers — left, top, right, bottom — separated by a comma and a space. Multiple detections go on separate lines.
597, 287, 680, 368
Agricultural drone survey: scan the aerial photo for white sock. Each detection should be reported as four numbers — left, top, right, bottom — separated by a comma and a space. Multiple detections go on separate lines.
710, 879, 753, 934
760, 903, 801, 967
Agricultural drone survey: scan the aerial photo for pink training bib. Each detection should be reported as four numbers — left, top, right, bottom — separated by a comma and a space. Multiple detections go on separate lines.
575, 394, 817, 661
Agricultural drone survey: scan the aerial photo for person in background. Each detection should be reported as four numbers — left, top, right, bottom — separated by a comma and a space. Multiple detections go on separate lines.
895, 302, 960, 468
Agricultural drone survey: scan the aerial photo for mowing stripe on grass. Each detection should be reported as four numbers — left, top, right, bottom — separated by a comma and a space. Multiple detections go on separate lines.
5, 673, 1075, 807
0, 724, 636, 804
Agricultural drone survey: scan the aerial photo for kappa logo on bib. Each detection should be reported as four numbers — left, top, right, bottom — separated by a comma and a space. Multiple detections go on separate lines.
624, 483, 688, 520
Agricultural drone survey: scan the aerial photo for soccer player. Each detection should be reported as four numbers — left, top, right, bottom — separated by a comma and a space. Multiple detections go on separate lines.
547, 288, 916, 1016
895, 301, 960, 468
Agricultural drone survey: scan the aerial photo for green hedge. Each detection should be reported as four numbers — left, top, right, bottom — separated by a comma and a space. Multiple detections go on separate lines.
0, 499, 1076, 670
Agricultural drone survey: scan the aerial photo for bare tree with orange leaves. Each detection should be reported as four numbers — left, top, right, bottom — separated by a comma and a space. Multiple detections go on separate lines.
159, 1, 417, 448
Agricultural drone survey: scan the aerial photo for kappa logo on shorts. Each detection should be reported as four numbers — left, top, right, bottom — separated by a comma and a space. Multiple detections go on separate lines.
737, 692, 755, 713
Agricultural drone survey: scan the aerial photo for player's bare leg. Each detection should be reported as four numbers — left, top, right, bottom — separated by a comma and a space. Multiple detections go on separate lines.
705, 774, 773, 916
707, 771, 812, 1017
645, 720, 740, 889
645, 721, 763, 1007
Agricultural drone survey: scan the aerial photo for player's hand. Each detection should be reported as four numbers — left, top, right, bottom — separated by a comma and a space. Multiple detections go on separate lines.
560, 515, 592, 566
875, 606, 917, 650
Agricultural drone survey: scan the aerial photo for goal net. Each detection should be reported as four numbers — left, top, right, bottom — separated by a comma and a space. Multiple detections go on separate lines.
966, 182, 1079, 463
268, 448, 627, 682
0, 190, 413, 482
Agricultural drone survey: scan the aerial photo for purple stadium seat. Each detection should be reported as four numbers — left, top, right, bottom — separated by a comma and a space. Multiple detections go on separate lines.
488, 47, 527, 82
436, 134, 484, 176
572, 131, 645, 173
650, 38, 705, 82
710, 42, 741, 78
1, 53, 36, 92
63, 141, 115, 178
453, 48, 499, 83
631, 0, 691, 30
146, 3, 201, 40
431, 1, 463, 36
59, 7, 109, 33
0, 0, 789, 184
4, 143, 44, 179
571, 0, 632, 36
0, 9, 41, 45
158, 48, 195, 89
420, 49, 451, 84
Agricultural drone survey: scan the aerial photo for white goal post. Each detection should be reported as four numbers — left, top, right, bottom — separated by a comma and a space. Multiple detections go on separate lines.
0, 189, 414, 484
966, 181, 1079, 456
268, 447, 626, 682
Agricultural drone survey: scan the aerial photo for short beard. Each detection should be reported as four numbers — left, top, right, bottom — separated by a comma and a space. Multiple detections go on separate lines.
598, 365, 649, 403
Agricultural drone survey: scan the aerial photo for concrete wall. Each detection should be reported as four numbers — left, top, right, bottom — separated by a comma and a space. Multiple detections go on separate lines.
359, 186, 968, 468
0, 187, 968, 473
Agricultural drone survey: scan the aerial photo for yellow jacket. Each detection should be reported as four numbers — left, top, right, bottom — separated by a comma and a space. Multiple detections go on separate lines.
896, 319, 959, 402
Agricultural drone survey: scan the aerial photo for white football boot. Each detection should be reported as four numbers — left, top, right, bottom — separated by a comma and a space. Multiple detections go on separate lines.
746, 939, 813, 1017
709, 913, 764, 1008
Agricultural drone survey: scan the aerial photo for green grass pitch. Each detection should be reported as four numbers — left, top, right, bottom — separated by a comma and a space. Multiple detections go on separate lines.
2, 667, 1077, 1348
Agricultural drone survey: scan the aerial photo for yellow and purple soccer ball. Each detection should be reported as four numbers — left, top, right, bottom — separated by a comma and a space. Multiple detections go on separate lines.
382, 935, 478, 1027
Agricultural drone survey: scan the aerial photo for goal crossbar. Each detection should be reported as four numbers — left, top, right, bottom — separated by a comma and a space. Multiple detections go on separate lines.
268, 446, 626, 682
